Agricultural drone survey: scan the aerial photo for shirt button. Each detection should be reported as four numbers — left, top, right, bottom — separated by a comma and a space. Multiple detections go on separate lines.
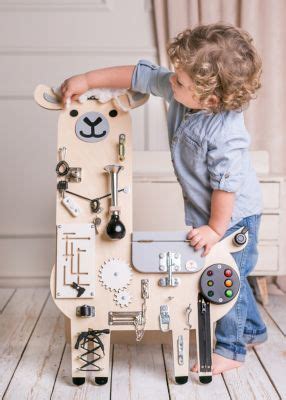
225, 173, 230, 179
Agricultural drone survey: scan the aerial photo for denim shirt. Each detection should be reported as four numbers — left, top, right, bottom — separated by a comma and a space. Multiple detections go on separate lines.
131, 59, 262, 229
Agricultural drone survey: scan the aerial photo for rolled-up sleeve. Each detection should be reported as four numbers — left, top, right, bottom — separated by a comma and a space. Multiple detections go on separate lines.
131, 59, 173, 102
207, 127, 251, 192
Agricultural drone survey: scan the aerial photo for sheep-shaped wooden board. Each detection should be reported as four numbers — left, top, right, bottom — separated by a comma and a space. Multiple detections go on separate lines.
34, 84, 247, 387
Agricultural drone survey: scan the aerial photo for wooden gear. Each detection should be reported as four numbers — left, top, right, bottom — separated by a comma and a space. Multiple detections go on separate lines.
34, 84, 248, 387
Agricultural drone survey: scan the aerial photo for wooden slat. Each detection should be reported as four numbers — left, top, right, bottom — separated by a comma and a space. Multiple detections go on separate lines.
264, 286, 286, 335
4, 296, 65, 400
0, 288, 49, 397
222, 348, 279, 399
253, 304, 286, 398
163, 340, 231, 400
0, 288, 15, 313
51, 343, 111, 400
111, 344, 170, 400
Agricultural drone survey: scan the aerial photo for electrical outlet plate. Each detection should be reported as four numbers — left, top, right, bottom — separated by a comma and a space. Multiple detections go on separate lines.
56, 223, 96, 299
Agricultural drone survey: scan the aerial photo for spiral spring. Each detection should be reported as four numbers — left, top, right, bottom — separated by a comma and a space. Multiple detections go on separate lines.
75, 329, 110, 371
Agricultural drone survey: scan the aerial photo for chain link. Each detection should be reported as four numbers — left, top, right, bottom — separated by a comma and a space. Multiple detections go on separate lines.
134, 280, 149, 342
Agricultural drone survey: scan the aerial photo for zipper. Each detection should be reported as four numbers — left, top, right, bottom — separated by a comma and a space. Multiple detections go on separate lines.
198, 293, 212, 374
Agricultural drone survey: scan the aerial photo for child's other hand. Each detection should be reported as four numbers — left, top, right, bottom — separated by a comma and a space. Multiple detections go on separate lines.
187, 225, 221, 257
60, 74, 89, 106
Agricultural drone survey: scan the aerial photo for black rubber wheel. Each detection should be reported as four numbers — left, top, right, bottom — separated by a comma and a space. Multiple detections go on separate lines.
175, 376, 188, 385
72, 377, 85, 386
199, 375, 212, 384
95, 377, 108, 385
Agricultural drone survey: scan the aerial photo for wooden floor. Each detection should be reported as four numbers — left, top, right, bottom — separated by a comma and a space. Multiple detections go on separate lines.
0, 284, 286, 400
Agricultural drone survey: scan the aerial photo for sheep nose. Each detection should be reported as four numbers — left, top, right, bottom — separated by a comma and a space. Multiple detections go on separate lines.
75, 112, 110, 143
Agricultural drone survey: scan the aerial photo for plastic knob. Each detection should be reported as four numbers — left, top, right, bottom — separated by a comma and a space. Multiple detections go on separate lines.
233, 232, 247, 246
106, 214, 126, 240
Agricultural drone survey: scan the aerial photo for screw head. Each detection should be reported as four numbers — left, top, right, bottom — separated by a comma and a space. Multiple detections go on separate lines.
159, 253, 164, 259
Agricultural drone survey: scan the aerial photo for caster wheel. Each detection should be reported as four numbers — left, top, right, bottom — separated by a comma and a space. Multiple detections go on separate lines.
199, 376, 212, 384
72, 377, 85, 386
175, 376, 188, 385
95, 377, 108, 385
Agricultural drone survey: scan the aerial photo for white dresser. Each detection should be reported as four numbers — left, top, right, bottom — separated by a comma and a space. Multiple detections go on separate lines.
133, 151, 286, 277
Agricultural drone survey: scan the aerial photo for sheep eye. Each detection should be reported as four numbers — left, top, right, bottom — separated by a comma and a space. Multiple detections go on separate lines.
109, 109, 118, 117
70, 110, 78, 117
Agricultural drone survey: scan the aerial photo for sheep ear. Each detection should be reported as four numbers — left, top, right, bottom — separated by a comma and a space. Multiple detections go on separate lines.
112, 90, 149, 112
34, 84, 63, 110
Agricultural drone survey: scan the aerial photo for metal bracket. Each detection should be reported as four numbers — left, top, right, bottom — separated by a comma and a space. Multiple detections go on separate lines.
177, 335, 184, 365
158, 252, 181, 287
141, 279, 149, 299
119, 133, 126, 161
159, 305, 170, 332
76, 304, 95, 318
186, 303, 192, 328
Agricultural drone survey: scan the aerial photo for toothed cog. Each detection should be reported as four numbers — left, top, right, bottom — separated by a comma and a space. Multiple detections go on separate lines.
99, 258, 132, 291
114, 290, 132, 307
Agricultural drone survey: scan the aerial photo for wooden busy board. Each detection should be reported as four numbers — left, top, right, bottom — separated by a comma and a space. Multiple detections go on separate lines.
34, 84, 248, 386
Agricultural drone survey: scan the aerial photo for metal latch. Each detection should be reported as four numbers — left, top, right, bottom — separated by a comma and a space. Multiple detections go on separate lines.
177, 335, 184, 365
108, 311, 143, 326
158, 252, 181, 287
159, 305, 170, 332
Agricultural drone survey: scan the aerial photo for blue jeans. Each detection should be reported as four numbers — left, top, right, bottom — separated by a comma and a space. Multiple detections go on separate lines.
214, 214, 268, 362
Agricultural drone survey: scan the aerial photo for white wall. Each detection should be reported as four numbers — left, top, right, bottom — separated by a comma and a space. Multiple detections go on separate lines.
0, 0, 168, 286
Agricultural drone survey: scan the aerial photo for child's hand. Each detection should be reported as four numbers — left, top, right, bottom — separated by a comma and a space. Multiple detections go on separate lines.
187, 225, 221, 257
60, 74, 89, 106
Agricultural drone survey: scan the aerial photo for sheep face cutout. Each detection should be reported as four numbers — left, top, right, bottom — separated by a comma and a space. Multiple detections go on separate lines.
34, 84, 149, 144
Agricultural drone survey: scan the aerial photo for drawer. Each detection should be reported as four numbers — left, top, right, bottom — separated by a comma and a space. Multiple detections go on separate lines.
260, 182, 280, 209
259, 214, 280, 240
252, 244, 279, 274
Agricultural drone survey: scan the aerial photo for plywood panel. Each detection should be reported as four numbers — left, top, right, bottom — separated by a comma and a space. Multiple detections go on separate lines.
0, 237, 55, 277
261, 182, 280, 209
0, 53, 156, 96
0, 1, 155, 48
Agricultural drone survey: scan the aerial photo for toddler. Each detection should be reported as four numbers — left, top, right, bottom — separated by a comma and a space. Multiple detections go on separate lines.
60, 23, 267, 374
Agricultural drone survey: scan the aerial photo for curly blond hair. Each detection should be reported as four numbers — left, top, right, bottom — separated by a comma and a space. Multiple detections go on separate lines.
167, 23, 262, 113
